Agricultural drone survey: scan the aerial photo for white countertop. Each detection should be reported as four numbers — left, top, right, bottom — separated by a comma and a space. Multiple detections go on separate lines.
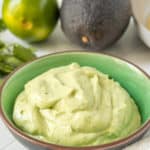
0, 1, 150, 150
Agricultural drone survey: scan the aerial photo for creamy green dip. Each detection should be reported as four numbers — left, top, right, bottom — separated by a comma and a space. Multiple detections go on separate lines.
13, 63, 141, 146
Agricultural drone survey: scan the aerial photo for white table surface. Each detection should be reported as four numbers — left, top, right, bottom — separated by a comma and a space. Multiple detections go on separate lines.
0, 1, 150, 150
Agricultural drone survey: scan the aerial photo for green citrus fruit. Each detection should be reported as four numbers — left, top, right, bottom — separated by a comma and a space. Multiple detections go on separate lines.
2, 0, 59, 42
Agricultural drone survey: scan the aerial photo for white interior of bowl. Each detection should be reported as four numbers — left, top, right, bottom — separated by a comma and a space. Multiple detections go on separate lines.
131, 0, 150, 24
131, 0, 150, 47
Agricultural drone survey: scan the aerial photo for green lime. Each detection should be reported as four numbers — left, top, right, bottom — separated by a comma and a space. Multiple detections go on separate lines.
2, 0, 59, 42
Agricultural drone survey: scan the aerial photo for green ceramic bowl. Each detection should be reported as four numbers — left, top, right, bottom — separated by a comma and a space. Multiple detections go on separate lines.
0, 51, 150, 150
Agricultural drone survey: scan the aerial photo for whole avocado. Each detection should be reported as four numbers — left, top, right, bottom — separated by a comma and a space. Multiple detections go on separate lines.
61, 0, 131, 50
2, 0, 59, 42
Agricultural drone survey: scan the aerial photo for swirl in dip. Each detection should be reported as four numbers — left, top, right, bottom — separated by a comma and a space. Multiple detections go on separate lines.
13, 63, 141, 146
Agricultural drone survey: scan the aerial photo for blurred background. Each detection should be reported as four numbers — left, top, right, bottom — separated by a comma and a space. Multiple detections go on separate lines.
0, 0, 150, 73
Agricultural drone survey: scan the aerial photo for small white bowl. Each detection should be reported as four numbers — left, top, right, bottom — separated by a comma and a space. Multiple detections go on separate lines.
131, 0, 150, 48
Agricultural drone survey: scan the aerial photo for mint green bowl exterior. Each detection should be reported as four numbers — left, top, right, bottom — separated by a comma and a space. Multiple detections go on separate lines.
0, 51, 150, 150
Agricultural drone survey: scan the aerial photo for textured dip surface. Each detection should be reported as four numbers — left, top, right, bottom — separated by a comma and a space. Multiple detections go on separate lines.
13, 63, 141, 146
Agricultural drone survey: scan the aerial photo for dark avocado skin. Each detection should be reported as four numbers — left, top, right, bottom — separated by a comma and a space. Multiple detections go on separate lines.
61, 0, 131, 50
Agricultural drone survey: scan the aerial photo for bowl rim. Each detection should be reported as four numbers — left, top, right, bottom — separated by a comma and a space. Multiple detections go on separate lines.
0, 50, 150, 150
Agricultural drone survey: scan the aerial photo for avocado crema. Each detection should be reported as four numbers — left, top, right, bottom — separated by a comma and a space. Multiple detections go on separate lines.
13, 63, 141, 146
